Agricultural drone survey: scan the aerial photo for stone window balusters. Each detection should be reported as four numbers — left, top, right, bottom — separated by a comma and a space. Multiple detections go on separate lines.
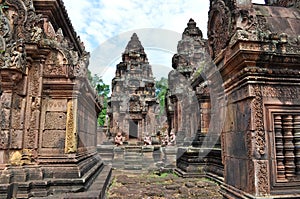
282, 115, 296, 179
275, 114, 300, 181
274, 115, 286, 181
293, 115, 300, 176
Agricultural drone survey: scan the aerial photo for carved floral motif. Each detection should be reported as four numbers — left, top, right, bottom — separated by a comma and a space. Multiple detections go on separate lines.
65, 100, 77, 153
208, 0, 231, 58
255, 160, 269, 195
251, 85, 266, 157
262, 86, 298, 99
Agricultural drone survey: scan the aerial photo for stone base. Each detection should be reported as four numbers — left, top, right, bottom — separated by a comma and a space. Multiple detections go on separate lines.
0, 153, 112, 199
175, 147, 224, 183
220, 183, 300, 199
174, 168, 205, 178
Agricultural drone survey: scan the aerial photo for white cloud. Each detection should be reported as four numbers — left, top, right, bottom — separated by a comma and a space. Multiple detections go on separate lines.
63, 0, 210, 50
62, 0, 266, 85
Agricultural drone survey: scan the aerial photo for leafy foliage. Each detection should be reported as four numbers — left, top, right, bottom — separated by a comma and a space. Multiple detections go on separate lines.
155, 77, 168, 115
88, 72, 110, 126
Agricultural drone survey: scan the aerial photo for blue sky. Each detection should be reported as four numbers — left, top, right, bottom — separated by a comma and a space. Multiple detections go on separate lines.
62, 0, 265, 85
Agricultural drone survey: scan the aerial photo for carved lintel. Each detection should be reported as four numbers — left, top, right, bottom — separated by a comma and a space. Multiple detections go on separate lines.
65, 100, 77, 153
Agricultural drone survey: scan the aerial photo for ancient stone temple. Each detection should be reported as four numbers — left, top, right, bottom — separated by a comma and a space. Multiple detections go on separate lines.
206, 0, 300, 198
168, 0, 300, 198
166, 18, 208, 145
108, 33, 157, 141
166, 18, 223, 181
0, 0, 110, 198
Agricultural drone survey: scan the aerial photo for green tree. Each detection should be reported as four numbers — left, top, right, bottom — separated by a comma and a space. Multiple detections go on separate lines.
155, 77, 168, 115
89, 73, 110, 126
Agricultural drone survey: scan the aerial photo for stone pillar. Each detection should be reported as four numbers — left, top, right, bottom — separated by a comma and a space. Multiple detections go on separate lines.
65, 99, 78, 153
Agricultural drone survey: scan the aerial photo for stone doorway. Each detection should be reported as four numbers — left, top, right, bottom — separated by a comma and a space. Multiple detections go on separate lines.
129, 120, 138, 139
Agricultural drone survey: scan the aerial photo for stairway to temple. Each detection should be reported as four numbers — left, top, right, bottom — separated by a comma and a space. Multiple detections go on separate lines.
98, 144, 163, 171
124, 146, 143, 170
175, 132, 224, 181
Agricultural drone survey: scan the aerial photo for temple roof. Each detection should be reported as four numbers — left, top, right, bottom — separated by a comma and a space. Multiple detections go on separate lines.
124, 33, 145, 54
33, 0, 84, 54
254, 4, 300, 37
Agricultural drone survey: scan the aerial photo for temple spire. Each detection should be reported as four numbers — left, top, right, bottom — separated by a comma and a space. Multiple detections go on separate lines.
183, 18, 203, 38
124, 33, 145, 54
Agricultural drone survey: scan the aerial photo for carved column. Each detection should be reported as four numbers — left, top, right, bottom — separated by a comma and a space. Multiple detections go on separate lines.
274, 115, 286, 180
65, 99, 78, 153
293, 115, 300, 175
282, 115, 296, 178
24, 61, 42, 150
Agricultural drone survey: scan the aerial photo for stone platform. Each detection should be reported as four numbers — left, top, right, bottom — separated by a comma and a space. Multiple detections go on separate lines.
0, 154, 112, 199
97, 144, 178, 171
175, 147, 224, 183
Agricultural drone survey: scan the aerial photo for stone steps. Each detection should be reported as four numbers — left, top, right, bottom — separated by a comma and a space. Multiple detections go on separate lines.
124, 146, 143, 170
49, 164, 112, 199
98, 145, 164, 170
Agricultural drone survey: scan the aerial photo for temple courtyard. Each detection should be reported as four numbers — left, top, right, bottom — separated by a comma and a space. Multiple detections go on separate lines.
1, 0, 300, 198
106, 170, 222, 199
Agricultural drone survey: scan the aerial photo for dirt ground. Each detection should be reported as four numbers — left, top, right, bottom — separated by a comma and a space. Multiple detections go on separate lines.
106, 170, 223, 199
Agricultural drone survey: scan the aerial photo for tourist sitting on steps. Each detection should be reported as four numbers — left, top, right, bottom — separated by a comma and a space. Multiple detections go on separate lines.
144, 134, 152, 145
114, 132, 124, 146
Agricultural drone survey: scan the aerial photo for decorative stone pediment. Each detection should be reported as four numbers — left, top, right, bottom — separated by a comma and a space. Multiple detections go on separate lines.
208, 0, 232, 58
0, 0, 88, 76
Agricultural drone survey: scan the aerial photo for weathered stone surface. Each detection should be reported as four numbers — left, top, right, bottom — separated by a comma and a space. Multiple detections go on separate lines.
107, 171, 223, 199
205, 0, 300, 198
0, 0, 109, 198
44, 112, 67, 130
166, 18, 207, 147
108, 33, 158, 142
42, 130, 65, 148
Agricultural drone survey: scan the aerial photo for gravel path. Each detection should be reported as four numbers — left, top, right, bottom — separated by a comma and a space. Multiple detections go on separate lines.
106, 170, 223, 199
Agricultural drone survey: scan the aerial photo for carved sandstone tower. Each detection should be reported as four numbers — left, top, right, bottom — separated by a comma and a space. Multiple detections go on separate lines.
108, 33, 157, 141
207, 0, 300, 198
166, 19, 207, 145
0, 0, 110, 198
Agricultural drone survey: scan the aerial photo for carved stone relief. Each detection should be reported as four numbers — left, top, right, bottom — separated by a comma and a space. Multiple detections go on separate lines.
0, 130, 9, 149
254, 160, 270, 195
9, 129, 22, 149
251, 85, 266, 158
44, 112, 67, 130
65, 100, 77, 153
42, 130, 65, 148
208, 0, 231, 58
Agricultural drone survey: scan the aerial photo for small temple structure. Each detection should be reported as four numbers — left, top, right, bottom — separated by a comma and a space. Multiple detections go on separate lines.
0, 0, 110, 198
166, 18, 208, 145
171, 0, 300, 198
108, 33, 157, 142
